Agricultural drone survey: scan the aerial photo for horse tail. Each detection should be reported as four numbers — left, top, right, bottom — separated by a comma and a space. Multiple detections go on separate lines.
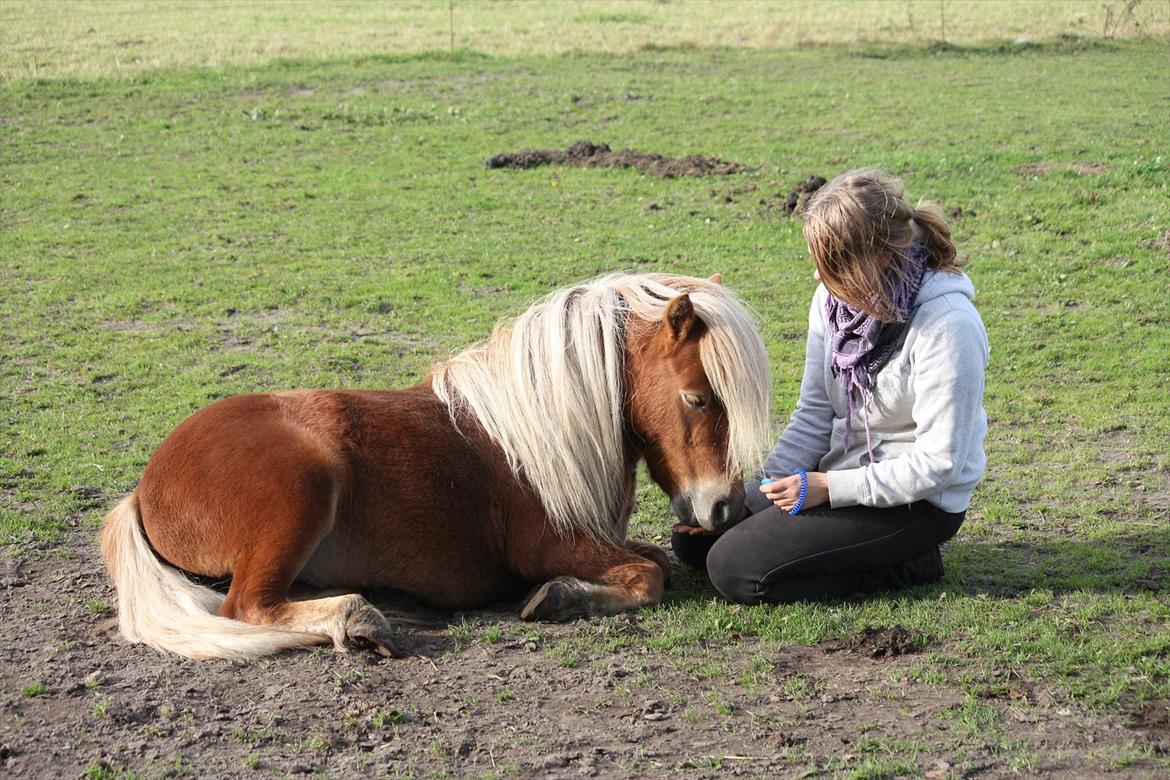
99, 495, 324, 661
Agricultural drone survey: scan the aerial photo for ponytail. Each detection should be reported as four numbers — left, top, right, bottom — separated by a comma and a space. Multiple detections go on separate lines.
912, 201, 964, 272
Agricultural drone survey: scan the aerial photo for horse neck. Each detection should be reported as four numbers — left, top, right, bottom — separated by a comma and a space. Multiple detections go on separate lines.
424, 367, 642, 543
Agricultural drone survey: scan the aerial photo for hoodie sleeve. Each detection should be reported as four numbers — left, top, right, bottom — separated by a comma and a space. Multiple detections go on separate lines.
826, 307, 988, 508
746, 287, 835, 513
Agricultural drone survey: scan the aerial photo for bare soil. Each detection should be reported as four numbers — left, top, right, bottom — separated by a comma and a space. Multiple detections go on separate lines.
485, 141, 747, 178
1011, 161, 1110, 176
1, 533, 1165, 778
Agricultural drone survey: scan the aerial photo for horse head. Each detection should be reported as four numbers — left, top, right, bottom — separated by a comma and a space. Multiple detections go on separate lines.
625, 277, 771, 533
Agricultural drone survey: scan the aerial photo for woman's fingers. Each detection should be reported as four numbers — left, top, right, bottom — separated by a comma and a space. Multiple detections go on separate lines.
760, 475, 799, 498
760, 475, 803, 511
672, 522, 711, 536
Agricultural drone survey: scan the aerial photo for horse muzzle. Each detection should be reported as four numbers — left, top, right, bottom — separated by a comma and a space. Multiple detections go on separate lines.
671, 481, 746, 533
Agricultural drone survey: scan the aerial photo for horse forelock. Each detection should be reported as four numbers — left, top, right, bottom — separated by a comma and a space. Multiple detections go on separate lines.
620, 274, 773, 479
431, 273, 771, 543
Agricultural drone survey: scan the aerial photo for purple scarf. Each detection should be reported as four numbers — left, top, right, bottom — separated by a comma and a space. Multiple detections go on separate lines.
825, 244, 927, 457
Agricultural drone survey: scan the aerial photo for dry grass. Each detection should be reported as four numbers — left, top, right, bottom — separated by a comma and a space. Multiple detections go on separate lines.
3, 0, 1166, 82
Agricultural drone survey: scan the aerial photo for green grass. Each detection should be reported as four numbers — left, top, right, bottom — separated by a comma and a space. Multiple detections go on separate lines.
1, 24, 1168, 773
21, 680, 47, 698
81, 763, 118, 780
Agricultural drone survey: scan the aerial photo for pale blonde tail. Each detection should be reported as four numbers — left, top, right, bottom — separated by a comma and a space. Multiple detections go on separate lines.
98, 496, 324, 661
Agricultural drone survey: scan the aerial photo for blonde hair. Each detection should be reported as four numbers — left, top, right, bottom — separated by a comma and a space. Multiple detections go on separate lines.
432, 273, 771, 544
802, 168, 964, 321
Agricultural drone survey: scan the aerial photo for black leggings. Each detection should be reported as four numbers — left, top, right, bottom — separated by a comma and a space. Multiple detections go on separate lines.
671, 502, 964, 604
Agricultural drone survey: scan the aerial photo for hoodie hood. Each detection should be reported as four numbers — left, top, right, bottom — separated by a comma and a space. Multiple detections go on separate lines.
916, 269, 975, 306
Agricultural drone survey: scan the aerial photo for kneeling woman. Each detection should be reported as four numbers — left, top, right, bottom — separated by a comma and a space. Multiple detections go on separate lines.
674, 168, 988, 603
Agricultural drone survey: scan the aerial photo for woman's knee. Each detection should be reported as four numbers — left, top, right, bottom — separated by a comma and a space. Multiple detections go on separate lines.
705, 532, 763, 604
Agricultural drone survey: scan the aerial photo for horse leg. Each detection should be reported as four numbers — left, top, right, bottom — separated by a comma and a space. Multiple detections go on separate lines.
624, 538, 672, 587
518, 537, 668, 622
222, 557, 400, 657
212, 479, 399, 657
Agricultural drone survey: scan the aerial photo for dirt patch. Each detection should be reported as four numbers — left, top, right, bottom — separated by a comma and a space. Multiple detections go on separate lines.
1144, 230, 1170, 259
1096, 427, 1170, 518
1012, 161, 1109, 176
0, 534, 1161, 778
485, 141, 747, 177
1127, 701, 1170, 753
826, 625, 929, 659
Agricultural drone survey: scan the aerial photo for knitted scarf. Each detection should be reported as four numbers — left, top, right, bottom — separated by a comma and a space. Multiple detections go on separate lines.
825, 244, 927, 457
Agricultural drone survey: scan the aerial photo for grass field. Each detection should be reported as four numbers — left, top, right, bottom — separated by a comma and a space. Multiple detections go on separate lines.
2, 2, 1169, 777
2, 0, 1168, 81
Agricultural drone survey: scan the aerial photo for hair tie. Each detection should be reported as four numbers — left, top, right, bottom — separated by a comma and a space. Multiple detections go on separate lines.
789, 468, 808, 516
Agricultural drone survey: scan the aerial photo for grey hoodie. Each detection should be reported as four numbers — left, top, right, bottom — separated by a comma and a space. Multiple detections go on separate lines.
747, 270, 989, 514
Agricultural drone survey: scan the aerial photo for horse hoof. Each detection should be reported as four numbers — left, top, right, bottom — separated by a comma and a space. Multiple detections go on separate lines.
520, 577, 590, 622
344, 604, 400, 657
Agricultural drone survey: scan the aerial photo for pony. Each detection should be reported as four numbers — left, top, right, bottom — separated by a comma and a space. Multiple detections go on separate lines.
99, 273, 771, 660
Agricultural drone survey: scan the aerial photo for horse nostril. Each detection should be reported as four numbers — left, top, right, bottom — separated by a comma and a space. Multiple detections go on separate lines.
712, 500, 730, 529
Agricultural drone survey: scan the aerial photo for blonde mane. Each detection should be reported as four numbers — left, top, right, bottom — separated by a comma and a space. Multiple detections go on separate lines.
431, 273, 771, 543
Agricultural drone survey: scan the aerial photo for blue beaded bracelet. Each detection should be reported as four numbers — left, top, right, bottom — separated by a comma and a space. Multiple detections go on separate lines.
760, 468, 809, 516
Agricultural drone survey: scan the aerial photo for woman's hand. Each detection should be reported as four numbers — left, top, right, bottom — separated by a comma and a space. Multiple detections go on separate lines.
672, 522, 712, 536
760, 472, 830, 513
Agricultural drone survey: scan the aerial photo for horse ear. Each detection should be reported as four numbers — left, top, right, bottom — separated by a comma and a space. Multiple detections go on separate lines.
663, 294, 696, 343
708, 273, 722, 285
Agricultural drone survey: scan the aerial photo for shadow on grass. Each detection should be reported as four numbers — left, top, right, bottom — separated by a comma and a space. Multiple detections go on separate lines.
946, 525, 1170, 596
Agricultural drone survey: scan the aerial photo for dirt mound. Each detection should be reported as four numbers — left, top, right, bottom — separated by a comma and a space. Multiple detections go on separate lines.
780, 175, 828, 216
828, 625, 928, 659
718, 174, 826, 218
485, 141, 747, 177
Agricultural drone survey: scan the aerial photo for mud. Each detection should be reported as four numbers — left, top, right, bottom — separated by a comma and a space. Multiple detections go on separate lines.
485, 141, 747, 177
1, 533, 1163, 778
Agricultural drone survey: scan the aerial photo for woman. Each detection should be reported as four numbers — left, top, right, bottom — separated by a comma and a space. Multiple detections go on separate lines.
673, 168, 988, 603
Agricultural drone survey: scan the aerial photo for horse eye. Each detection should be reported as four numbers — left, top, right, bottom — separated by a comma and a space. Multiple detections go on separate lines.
682, 391, 708, 409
